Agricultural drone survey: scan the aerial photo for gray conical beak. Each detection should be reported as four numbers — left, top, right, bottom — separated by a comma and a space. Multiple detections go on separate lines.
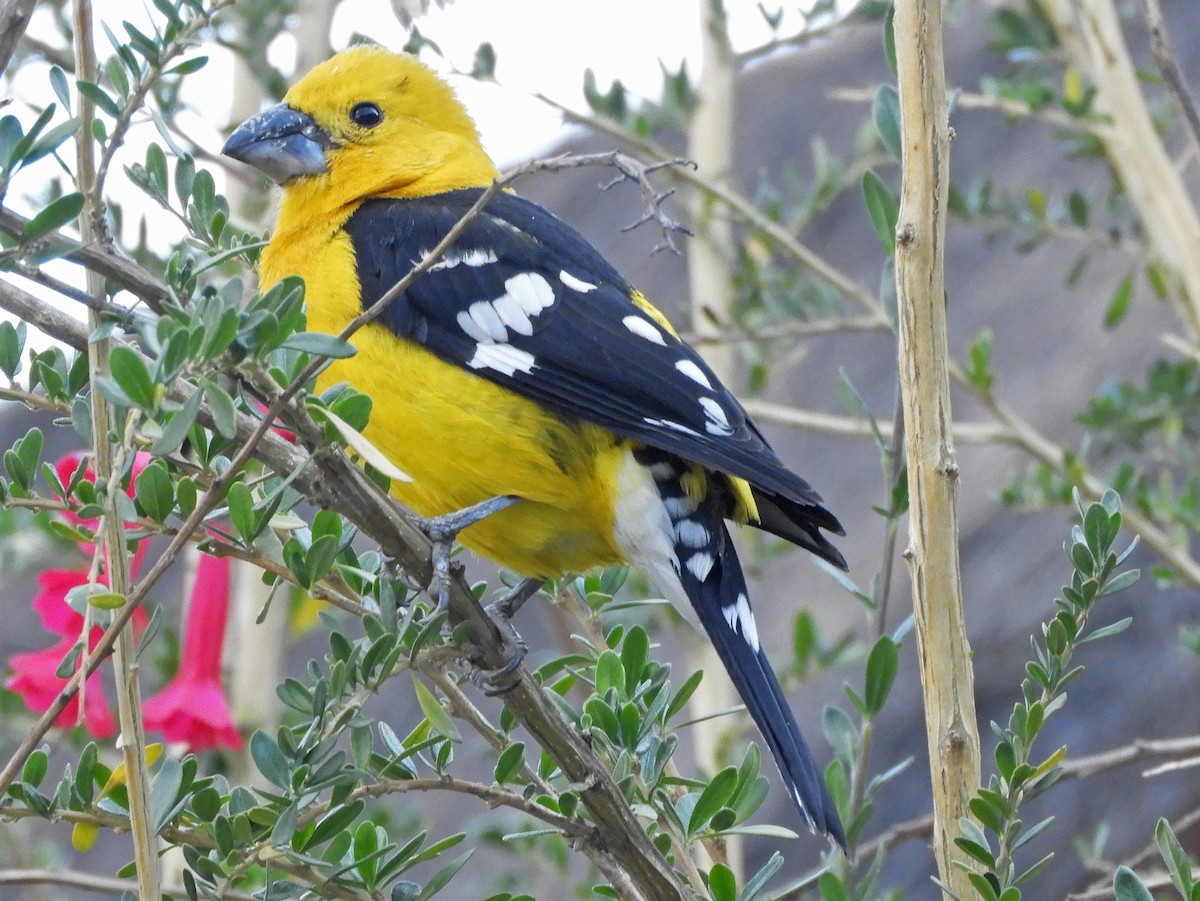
222, 103, 331, 184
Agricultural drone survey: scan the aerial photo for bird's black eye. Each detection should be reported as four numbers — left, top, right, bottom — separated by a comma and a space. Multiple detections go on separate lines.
349, 102, 383, 128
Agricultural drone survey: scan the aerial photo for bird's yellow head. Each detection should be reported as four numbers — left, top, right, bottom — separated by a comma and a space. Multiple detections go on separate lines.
223, 46, 500, 211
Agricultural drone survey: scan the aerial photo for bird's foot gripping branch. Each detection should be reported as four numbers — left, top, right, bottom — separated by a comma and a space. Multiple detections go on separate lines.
422, 493, 520, 612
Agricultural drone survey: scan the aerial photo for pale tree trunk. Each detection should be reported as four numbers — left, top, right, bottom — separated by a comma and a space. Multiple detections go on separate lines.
1037, 0, 1200, 339
686, 0, 741, 876
892, 0, 981, 897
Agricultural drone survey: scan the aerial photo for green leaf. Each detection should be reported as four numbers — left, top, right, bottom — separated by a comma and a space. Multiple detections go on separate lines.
1105, 276, 1133, 328
688, 766, 738, 836
150, 757, 183, 832
707, 862, 736, 901
817, 871, 847, 901
145, 143, 168, 198
306, 799, 365, 849
494, 742, 525, 785
738, 850, 783, 901
967, 329, 994, 391
22, 748, 49, 787
470, 42, 496, 80
134, 459, 174, 523
872, 84, 902, 161
619, 625, 649, 693
862, 170, 898, 254
108, 345, 157, 410
1113, 866, 1155, 901
226, 481, 256, 543
280, 332, 357, 358
594, 650, 625, 698
250, 731, 290, 790
411, 676, 461, 742
955, 836, 997, 868
1098, 570, 1140, 598
105, 55, 129, 99
152, 387, 204, 456
49, 67, 72, 112
1078, 616, 1132, 644
863, 635, 898, 714
21, 193, 85, 241
822, 704, 857, 763
664, 669, 703, 723
882, 3, 897, 75
169, 55, 209, 75
202, 380, 237, 439
416, 850, 473, 900
0, 320, 26, 378
76, 80, 121, 117
1156, 818, 1194, 895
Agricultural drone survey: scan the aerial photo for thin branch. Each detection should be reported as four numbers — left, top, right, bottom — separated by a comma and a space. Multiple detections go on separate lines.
735, 17, 858, 67
72, 0, 160, 893
0, 869, 259, 901
830, 86, 1112, 137
686, 314, 891, 346
0, 0, 34, 76
742, 397, 1010, 443
1137, 0, 1200, 163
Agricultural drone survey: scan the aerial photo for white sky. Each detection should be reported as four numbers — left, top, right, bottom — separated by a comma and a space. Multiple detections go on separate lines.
313, 0, 826, 164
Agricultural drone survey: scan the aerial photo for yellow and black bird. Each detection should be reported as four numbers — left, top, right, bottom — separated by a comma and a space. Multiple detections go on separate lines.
223, 46, 847, 845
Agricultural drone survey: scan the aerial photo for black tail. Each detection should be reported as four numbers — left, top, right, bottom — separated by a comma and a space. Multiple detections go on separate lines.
680, 504, 846, 846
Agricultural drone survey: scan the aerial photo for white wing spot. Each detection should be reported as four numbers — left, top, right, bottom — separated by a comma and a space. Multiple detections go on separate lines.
467, 343, 536, 376
723, 592, 760, 652
504, 272, 556, 316
467, 300, 508, 342
699, 397, 734, 436
675, 359, 713, 389
456, 309, 491, 343
428, 248, 498, 270
648, 461, 677, 481
644, 417, 702, 437
623, 315, 666, 345
664, 494, 699, 517
560, 270, 598, 293
686, 551, 714, 582
491, 294, 534, 336
674, 519, 709, 549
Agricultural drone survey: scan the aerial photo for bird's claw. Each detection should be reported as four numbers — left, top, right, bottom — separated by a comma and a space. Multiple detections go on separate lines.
485, 577, 546, 623
469, 613, 528, 696
423, 495, 519, 611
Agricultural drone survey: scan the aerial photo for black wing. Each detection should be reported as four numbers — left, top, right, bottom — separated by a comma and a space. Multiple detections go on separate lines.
344, 189, 843, 549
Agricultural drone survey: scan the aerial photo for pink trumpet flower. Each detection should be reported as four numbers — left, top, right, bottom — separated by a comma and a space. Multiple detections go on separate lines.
143, 552, 243, 751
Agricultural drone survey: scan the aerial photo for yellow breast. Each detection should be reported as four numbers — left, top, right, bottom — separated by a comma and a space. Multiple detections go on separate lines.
261, 225, 630, 577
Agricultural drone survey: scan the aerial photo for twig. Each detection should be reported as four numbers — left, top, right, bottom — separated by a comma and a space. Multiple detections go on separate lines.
686, 314, 891, 346
1066, 806, 1200, 900
734, 16, 857, 67
830, 86, 1112, 137
1137, 0, 1200, 164
0, 0, 34, 77
742, 397, 1009, 443
0, 869, 259, 901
